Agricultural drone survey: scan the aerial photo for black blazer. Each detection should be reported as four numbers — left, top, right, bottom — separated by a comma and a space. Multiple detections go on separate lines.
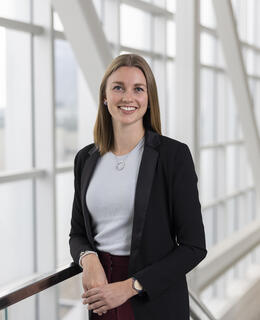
69, 129, 207, 320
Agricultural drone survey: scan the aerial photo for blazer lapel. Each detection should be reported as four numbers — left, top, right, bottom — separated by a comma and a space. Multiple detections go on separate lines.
80, 129, 161, 268
80, 147, 100, 249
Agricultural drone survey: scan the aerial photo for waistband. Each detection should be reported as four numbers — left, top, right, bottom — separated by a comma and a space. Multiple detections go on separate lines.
97, 250, 130, 267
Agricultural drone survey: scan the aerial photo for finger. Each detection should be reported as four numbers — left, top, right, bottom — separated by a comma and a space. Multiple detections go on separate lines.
84, 288, 99, 298
97, 310, 107, 316
93, 305, 107, 314
88, 301, 105, 310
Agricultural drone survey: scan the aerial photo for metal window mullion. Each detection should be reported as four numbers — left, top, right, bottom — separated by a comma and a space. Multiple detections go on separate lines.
121, 0, 174, 19
30, 0, 38, 318
50, 7, 59, 317
0, 17, 44, 35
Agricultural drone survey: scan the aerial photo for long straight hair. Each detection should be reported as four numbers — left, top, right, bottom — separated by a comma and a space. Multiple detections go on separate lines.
93, 54, 162, 156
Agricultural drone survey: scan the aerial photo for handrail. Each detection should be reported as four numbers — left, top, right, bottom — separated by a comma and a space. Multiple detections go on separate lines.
0, 263, 216, 319
0, 263, 81, 310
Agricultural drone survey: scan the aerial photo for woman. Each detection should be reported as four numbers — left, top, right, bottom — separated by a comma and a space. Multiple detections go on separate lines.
69, 53, 207, 320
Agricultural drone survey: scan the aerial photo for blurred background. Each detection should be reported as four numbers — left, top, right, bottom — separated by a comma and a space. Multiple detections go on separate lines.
0, 0, 260, 319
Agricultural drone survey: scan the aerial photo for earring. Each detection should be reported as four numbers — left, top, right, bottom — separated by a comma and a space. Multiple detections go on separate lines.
104, 101, 107, 106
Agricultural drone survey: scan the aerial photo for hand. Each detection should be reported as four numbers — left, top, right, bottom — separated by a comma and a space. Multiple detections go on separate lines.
81, 254, 108, 316
82, 280, 134, 314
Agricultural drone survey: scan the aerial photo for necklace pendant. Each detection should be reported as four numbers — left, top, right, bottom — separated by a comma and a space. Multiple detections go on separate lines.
116, 160, 125, 170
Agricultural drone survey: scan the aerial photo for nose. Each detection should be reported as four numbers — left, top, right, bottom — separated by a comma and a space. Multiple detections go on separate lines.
121, 90, 133, 102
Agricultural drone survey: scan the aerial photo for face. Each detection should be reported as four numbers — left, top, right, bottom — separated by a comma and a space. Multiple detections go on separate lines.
104, 66, 148, 128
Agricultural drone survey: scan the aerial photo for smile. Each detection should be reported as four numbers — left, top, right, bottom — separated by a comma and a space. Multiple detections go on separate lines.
118, 106, 138, 114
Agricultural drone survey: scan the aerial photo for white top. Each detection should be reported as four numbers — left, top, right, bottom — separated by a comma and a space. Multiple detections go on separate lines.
85, 135, 145, 256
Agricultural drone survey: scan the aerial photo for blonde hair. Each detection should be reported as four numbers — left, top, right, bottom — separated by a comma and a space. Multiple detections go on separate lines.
93, 53, 161, 156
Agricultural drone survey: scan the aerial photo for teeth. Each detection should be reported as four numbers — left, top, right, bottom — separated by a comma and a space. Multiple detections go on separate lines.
120, 106, 136, 111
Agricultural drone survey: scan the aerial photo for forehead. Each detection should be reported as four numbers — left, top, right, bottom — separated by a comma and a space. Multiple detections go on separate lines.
108, 66, 146, 85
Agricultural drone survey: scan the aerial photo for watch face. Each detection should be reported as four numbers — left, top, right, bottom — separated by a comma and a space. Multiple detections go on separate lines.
134, 279, 142, 291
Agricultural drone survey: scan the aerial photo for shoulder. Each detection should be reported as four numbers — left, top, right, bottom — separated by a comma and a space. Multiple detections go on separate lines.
157, 135, 195, 175
158, 134, 190, 159
74, 143, 96, 168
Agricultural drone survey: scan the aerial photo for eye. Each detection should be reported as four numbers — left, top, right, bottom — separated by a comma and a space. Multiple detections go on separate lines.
113, 85, 122, 90
135, 87, 144, 92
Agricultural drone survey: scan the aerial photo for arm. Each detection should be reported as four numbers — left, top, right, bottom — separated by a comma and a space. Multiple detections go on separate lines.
69, 152, 94, 267
131, 143, 207, 301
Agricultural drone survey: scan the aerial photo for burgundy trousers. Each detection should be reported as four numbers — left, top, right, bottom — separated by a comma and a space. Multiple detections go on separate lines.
91, 250, 135, 320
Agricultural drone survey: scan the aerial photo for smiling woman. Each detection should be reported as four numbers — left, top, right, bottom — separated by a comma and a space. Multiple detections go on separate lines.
69, 53, 207, 320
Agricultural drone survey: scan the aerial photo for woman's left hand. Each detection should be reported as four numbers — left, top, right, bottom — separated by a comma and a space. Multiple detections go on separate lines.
82, 280, 134, 314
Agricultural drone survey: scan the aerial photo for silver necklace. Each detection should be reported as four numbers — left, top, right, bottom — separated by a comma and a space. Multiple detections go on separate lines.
114, 153, 130, 171
113, 136, 144, 171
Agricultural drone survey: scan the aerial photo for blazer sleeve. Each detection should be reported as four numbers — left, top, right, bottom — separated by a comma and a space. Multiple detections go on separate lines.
132, 142, 207, 300
69, 151, 94, 268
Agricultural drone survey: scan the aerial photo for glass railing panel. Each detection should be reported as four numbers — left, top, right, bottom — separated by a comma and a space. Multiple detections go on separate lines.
57, 273, 88, 319
2, 295, 36, 320
0, 309, 8, 320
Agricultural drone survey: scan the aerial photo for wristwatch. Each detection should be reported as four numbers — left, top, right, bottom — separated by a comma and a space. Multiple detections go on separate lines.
131, 277, 143, 294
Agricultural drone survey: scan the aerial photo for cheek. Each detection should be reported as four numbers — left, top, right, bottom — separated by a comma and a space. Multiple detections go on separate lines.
139, 95, 148, 106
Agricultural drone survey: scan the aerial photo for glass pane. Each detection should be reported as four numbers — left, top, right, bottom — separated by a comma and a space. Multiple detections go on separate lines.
153, 58, 166, 128
226, 145, 237, 194
4, 295, 36, 320
166, 61, 175, 137
200, 68, 215, 145
216, 73, 226, 143
226, 197, 236, 234
216, 148, 225, 199
56, 171, 74, 266
200, 32, 217, 66
0, 309, 8, 320
238, 145, 247, 189
58, 273, 86, 319
0, 180, 33, 287
54, 39, 78, 164
53, 11, 64, 32
166, 0, 176, 13
0, 28, 32, 172
0, 0, 30, 22
154, 16, 166, 55
200, 148, 215, 204
202, 208, 214, 249
120, 4, 151, 51
216, 204, 226, 243
216, 39, 226, 69
167, 20, 175, 57
200, 0, 216, 28
242, 47, 255, 75
226, 80, 238, 141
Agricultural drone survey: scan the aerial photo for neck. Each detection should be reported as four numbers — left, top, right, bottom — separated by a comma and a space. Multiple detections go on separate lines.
112, 124, 145, 156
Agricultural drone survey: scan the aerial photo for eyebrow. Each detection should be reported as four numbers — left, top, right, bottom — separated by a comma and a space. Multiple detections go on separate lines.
112, 81, 147, 87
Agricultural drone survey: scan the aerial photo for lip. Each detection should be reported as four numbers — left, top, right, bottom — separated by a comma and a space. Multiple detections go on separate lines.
118, 106, 137, 114
118, 106, 138, 109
